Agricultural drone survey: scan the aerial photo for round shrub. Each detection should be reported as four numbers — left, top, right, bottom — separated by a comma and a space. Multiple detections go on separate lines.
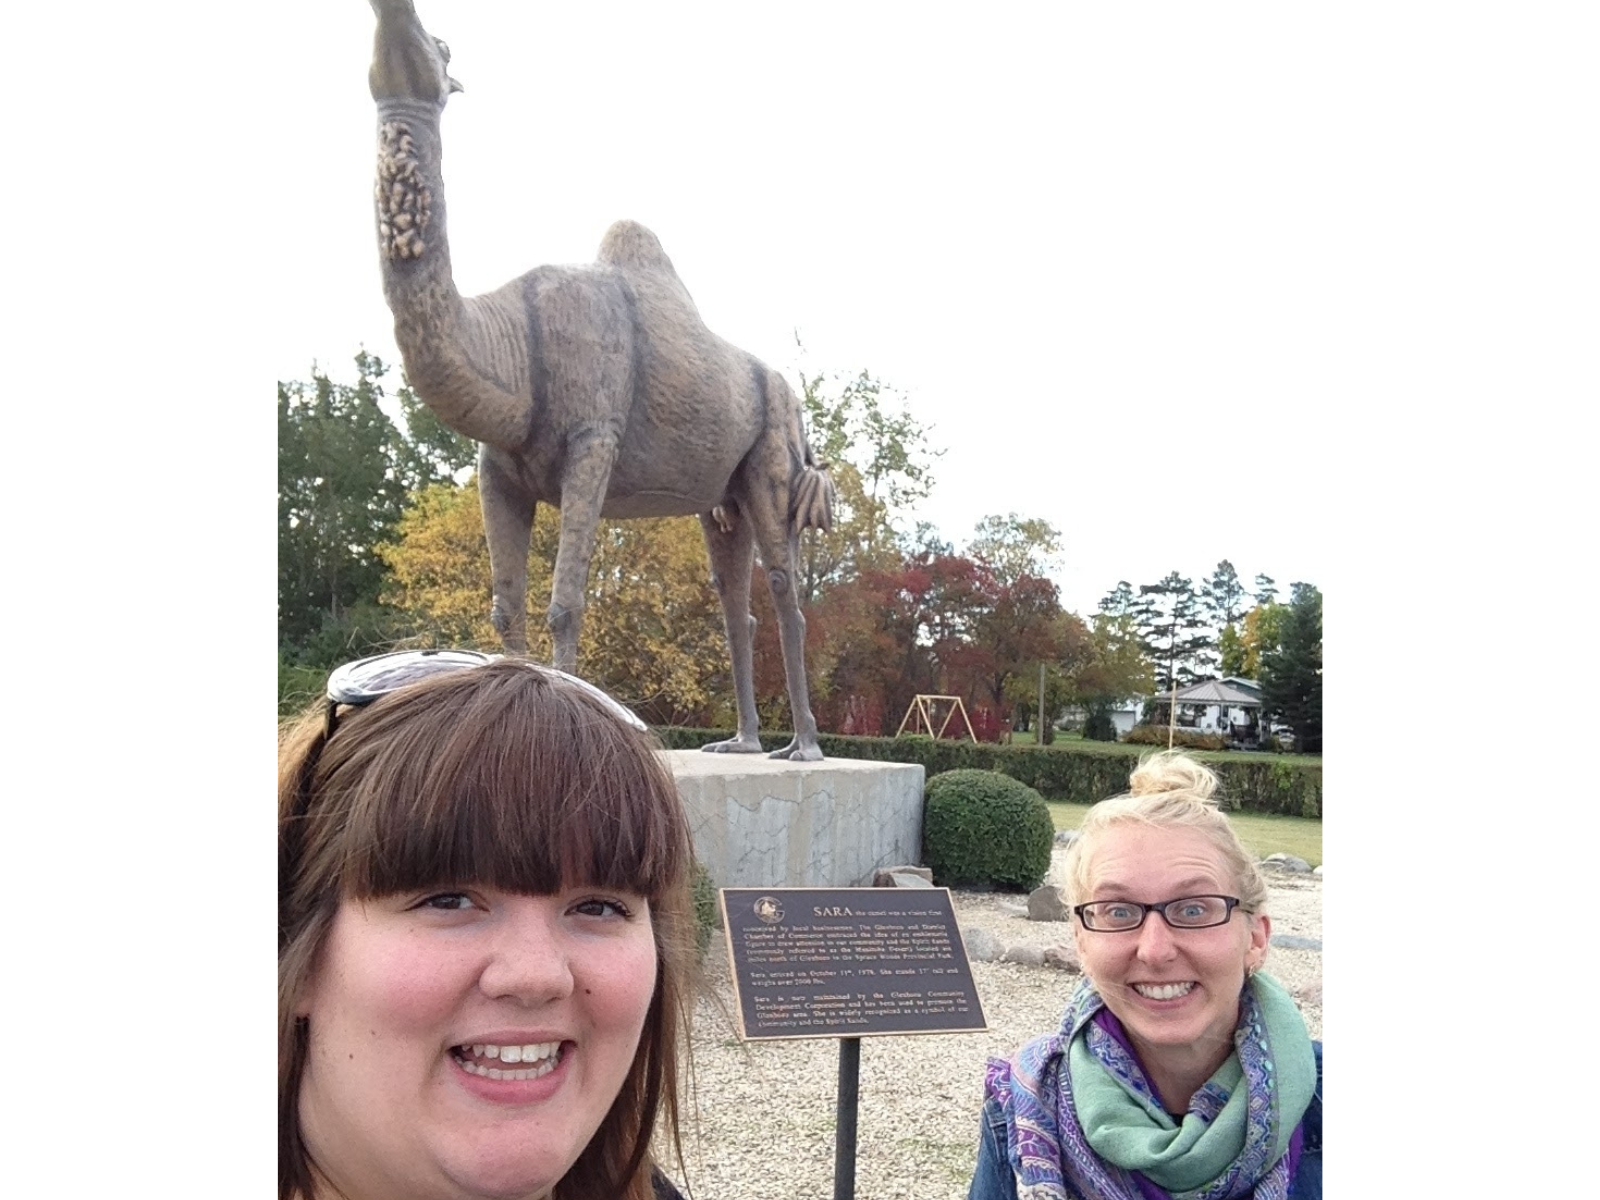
922, 769, 1054, 891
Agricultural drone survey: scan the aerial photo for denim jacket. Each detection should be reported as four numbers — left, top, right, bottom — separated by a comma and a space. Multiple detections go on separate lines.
967, 1042, 1322, 1200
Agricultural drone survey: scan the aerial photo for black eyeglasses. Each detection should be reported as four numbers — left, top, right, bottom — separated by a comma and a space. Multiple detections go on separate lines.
1073, 895, 1243, 933
322, 649, 647, 738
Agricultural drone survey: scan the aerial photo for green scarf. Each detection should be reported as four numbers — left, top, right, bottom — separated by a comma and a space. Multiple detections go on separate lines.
1067, 973, 1316, 1196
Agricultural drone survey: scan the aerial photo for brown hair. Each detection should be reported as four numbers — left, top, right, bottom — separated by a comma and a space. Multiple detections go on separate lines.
278, 658, 695, 1200
1057, 749, 1269, 914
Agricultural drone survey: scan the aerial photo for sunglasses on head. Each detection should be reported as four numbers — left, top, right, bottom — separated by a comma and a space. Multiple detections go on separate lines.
322, 649, 648, 737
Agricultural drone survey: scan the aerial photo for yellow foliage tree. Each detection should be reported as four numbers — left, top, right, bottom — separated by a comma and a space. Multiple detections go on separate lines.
378, 481, 728, 723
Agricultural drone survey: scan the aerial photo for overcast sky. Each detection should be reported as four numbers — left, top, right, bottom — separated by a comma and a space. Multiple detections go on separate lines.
270, 0, 1428, 618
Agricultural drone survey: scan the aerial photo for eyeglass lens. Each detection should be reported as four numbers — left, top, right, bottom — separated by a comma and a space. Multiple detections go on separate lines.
1078, 895, 1235, 931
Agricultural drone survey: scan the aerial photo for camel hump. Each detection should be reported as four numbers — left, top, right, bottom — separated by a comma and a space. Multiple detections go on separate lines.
596, 220, 680, 277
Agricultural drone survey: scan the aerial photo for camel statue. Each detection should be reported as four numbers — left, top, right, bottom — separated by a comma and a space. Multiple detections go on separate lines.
366, 1, 835, 760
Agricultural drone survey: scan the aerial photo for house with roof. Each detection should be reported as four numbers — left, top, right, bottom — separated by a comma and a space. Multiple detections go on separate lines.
1147, 676, 1268, 744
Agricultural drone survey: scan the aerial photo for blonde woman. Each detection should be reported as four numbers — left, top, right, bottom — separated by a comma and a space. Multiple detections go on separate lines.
969, 751, 1321, 1199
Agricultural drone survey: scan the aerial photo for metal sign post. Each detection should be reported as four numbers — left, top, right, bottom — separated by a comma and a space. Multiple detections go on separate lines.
834, 1036, 860, 1200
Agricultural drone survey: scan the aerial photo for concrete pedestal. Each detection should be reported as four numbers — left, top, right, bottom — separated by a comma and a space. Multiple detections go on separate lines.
663, 750, 925, 888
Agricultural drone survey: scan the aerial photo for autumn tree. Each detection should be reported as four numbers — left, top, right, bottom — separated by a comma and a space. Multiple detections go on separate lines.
378, 481, 727, 724
1239, 601, 1288, 678
1071, 583, 1157, 738
966, 514, 1062, 586
795, 366, 942, 602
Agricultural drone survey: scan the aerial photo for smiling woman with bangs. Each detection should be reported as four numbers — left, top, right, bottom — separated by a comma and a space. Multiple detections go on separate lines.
968, 750, 1322, 1200
279, 651, 695, 1200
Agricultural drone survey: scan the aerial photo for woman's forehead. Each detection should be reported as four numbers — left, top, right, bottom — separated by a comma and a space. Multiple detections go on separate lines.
1083, 824, 1233, 893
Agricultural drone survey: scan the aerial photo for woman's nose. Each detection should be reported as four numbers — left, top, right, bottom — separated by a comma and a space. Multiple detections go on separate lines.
477, 902, 575, 1006
1134, 912, 1178, 962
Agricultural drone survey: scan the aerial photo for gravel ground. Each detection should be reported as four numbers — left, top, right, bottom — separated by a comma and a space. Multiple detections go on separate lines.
671, 859, 1322, 1200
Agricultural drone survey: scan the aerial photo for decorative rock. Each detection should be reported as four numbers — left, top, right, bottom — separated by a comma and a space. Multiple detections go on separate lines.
1043, 942, 1082, 973
1270, 934, 1322, 951
1260, 853, 1312, 874
873, 865, 933, 887
1053, 829, 1080, 847
1000, 945, 1045, 968
886, 871, 933, 889
1312, 865, 1323, 877
962, 926, 1002, 963
1026, 884, 1071, 923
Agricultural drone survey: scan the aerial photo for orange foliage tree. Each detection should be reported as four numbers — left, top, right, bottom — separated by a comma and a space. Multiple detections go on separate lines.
378, 480, 728, 724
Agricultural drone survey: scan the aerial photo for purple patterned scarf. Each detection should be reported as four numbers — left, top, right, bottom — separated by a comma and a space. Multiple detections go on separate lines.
982, 974, 1312, 1200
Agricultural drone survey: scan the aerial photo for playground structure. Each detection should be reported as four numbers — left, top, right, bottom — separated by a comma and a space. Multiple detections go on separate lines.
893, 694, 977, 742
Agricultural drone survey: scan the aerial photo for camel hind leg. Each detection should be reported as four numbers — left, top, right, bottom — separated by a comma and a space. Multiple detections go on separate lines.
738, 466, 824, 762
699, 509, 763, 754
546, 430, 619, 673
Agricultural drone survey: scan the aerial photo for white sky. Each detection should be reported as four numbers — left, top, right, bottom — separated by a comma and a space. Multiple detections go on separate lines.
270, 0, 1409, 618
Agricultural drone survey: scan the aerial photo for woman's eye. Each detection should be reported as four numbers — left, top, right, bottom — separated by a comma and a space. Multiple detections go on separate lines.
416, 892, 475, 911
571, 896, 634, 919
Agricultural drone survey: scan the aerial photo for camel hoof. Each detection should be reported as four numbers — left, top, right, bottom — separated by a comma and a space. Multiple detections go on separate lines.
702, 737, 764, 755
767, 741, 824, 762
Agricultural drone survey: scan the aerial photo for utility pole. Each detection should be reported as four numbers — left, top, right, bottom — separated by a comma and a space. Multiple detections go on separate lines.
1039, 661, 1047, 746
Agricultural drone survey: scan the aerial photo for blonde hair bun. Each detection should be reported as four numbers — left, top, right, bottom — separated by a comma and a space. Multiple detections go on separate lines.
1127, 749, 1221, 804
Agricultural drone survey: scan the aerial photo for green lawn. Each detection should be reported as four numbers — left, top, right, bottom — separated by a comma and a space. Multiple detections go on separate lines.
1044, 800, 1322, 868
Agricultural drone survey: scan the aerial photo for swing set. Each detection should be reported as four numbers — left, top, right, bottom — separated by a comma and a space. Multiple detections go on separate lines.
893, 694, 977, 742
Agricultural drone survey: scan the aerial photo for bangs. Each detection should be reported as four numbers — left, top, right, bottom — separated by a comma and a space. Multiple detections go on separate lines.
315, 662, 687, 901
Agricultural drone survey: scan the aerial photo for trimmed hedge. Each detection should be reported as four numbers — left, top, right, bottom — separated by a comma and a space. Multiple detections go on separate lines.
923, 769, 1054, 891
654, 727, 1321, 818
1123, 724, 1227, 751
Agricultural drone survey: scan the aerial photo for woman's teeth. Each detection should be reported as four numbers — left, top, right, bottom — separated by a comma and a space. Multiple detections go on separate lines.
1133, 982, 1195, 1001
454, 1042, 563, 1080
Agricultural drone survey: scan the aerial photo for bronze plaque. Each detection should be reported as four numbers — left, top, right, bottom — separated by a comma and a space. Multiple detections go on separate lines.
719, 887, 988, 1041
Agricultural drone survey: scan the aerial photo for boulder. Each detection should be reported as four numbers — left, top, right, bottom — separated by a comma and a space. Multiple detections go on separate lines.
873, 865, 933, 887
1000, 945, 1045, 967
1043, 942, 1082, 973
1026, 884, 1071, 922
1269, 933, 1322, 952
962, 926, 1002, 963
886, 871, 933, 889
1260, 853, 1312, 874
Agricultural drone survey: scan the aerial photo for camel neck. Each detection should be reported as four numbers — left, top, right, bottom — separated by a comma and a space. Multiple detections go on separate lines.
372, 100, 473, 408
373, 102, 454, 285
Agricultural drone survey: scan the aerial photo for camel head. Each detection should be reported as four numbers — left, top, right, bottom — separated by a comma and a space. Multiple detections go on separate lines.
369, 0, 463, 107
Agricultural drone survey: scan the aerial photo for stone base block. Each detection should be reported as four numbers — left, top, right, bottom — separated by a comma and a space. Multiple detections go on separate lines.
663, 750, 925, 889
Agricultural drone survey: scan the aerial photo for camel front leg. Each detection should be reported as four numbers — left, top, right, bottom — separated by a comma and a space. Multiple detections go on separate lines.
547, 431, 618, 674
480, 451, 536, 654
699, 511, 763, 753
761, 541, 824, 761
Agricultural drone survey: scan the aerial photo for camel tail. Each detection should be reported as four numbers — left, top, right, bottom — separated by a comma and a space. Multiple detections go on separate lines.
790, 443, 836, 535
